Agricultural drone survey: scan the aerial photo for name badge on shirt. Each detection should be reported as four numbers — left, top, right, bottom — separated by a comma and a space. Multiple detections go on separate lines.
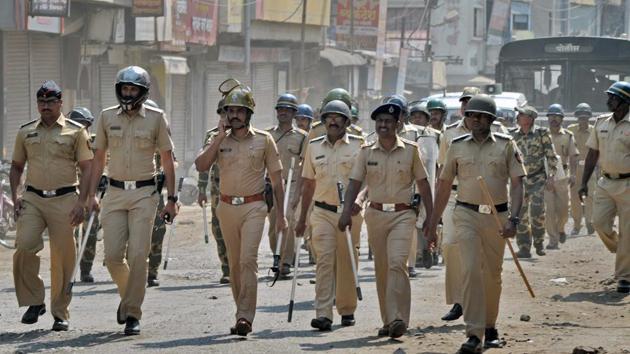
26, 132, 38, 138
315, 155, 325, 160
220, 148, 232, 153
110, 126, 122, 131
367, 161, 378, 166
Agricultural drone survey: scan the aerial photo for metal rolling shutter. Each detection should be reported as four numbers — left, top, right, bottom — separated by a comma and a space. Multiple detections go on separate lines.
169, 74, 187, 162
29, 33, 61, 119
252, 63, 275, 128
205, 63, 228, 135
99, 64, 119, 112
2, 32, 30, 160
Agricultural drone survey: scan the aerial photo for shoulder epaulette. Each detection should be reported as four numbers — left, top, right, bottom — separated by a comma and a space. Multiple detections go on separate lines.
508, 127, 518, 132
567, 123, 579, 129
20, 119, 38, 128
310, 136, 325, 143
400, 137, 417, 146
452, 134, 471, 143
102, 104, 120, 112
264, 126, 276, 131
535, 126, 549, 133
253, 127, 272, 136
564, 129, 574, 136
362, 140, 376, 148
348, 134, 364, 141
66, 118, 84, 128
145, 105, 163, 113
494, 132, 512, 140
295, 127, 308, 136
446, 121, 459, 129
311, 121, 323, 128
350, 124, 363, 132
208, 127, 219, 133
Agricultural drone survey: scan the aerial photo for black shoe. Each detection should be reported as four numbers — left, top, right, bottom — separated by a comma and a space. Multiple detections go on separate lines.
147, 276, 160, 287
516, 248, 531, 259
408, 267, 418, 278
422, 249, 432, 269
546, 244, 559, 250
21, 304, 46, 324
617, 280, 630, 293
388, 319, 407, 338
52, 317, 69, 331
587, 223, 595, 235
377, 325, 389, 337
460, 336, 482, 353
116, 302, 125, 325
235, 318, 252, 336
124, 317, 140, 336
310, 317, 332, 331
280, 264, 291, 279
484, 327, 506, 348
441, 303, 463, 321
571, 228, 580, 236
219, 275, 230, 284
80, 272, 94, 283
433, 251, 440, 265
535, 244, 546, 256
341, 314, 355, 326
559, 232, 567, 244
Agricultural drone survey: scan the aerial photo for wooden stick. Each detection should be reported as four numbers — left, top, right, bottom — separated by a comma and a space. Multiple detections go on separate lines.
477, 176, 535, 298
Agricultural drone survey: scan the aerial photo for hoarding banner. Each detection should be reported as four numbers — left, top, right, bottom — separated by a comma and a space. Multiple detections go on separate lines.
29, 0, 69, 17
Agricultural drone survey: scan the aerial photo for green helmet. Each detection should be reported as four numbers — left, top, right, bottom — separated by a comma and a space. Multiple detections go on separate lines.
224, 87, 255, 113
351, 105, 359, 119
320, 100, 351, 122
464, 94, 496, 118
574, 103, 592, 118
275, 93, 298, 110
606, 81, 630, 104
216, 97, 225, 114
426, 98, 447, 112
322, 88, 352, 110
459, 87, 480, 101
409, 101, 429, 115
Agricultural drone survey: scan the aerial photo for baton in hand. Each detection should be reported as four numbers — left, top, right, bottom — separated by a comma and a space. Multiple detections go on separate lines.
202, 202, 209, 244
337, 181, 363, 301
288, 233, 302, 322
270, 158, 295, 286
163, 177, 184, 270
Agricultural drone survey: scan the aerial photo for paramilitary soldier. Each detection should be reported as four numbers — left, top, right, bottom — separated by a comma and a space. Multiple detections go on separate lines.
194, 84, 287, 336
297, 99, 364, 331
338, 100, 433, 339
87, 66, 178, 336
545, 104, 579, 249
579, 81, 630, 294
509, 105, 559, 258
11, 81, 93, 331
428, 94, 526, 353
266, 93, 308, 278
197, 98, 230, 284
568, 103, 595, 235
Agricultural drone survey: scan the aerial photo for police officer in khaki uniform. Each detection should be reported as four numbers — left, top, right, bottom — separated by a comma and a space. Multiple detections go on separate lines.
295, 104, 314, 132
87, 66, 177, 336
266, 93, 308, 277
427, 98, 448, 131
338, 101, 433, 339
428, 94, 526, 353
568, 103, 595, 235
580, 81, 630, 294
307, 88, 363, 141
409, 101, 430, 127
194, 84, 286, 336
297, 100, 364, 331
544, 104, 579, 248
11, 81, 93, 331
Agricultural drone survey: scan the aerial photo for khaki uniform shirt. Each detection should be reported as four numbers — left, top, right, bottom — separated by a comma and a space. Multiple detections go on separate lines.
207, 126, 282, 196
307, 121, 361, 142
13, 114, 93, 190
568, 123, 593, 162
266, 126, 307, 181
586, 113, 630, 175
440, 132, 526, 205
94, 105, 173, 181
439, 120, 508, 166
302, 134, 364, 206
350, 137, 428, 204
550, 128, 579, 168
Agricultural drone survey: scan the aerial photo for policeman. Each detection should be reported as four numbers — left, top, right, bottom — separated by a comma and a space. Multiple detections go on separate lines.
194, 84, 286, 336
87, 66, 177, 336
568, 103, 595, 235
68, 107, 100, 283
409, 102, 430, 127
544, 104, 578, 249
266, 93, 308, 278
296, 100, 364, 330
579, 81, 630, 294
338, 100, 433, 339
509, 105, 559, 258
307, 88, 362, 141
427, 98, 448, 131
428, 94, 526, 353
350, 105, 360, 126
197, 99, 231, 284
295, 104, 314, 132
11, 81, 93, 331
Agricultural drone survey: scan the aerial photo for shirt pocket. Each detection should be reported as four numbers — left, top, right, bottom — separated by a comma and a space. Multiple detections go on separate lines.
396, 162, 413, 185
314, 156, 328, 179
248, 143, 266, 172
108, 129, 124, 148
51, 134, 75, 159
134, 129, 154, 150
487, 153, 507, 177
24, 134, 41, 157
366, 163, 383, 186
337, 156, 354, 180
287, 140, 302, 156
457, 157, 476, 178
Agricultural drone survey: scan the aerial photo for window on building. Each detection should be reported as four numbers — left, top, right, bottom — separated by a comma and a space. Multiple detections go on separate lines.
473, 7, 484, 38
511, 1, 531, 32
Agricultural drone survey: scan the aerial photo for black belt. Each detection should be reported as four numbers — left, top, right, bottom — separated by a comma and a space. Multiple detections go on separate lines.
314, 201, 340, 213
109, 178, 156, 190
451, 185, 458, 191
26, 185, 77, 198
456, 200, 508, 214
603, 171, 630, 180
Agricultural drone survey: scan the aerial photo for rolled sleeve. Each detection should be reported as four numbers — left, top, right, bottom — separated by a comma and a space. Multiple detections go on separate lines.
301, 145, 315, 179
265, 135, 283, 173
439, 145, 457, 181
349, 148, 367, 182
585, 122, 599, 151
12, 132, 26, 163
157, 115, 175, 152
412, 146, 428, 181
94, 112, 108, 151
75, 129, 94, 162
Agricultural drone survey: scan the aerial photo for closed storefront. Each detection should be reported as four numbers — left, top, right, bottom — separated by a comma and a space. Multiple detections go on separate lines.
252, 63, 275, 128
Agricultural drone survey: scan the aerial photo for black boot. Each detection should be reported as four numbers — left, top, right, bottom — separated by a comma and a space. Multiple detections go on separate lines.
124, 317, 140, 336
310, 317, 332, 331
460, 336, 482, 353
484, 327, 506, 348
147, 275, 160, 287
21, 304, 46, 324
441, 303, 463, 321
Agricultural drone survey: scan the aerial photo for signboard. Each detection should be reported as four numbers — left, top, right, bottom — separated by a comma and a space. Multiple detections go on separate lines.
336, 0, 379, 50
219, 46, 290, 63
132, 0, 165, 17
544, 43, 594, 54
29, 0, 69, 17
173, 0, 218, 45
486, 0, 511, 46
255, 0, 330, 26
27, 15, 62, 33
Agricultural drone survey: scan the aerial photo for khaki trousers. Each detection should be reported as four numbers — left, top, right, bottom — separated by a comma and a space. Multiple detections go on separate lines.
570, 165, 594, 230
592, 177, 630, 281
544, 179, 569, 246
216, 200, 267, 323
101, 186, 159, 320
14, 191, 78, 321
442, 194, 463, 305
268, 183, 297, 266
452, 206, 507, 340
310, 206, 362, 320
365, 207, 416, 326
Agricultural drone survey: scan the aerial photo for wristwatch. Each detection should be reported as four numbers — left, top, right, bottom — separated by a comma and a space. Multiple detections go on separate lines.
508, 216, 520, 226
167, 195, 178, 204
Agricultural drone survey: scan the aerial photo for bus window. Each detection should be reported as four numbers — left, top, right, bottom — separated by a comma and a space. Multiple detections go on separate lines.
504, 63, 564, 109
570, 63, 630, 111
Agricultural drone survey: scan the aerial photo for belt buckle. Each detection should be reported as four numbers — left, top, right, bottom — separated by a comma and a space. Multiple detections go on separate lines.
124, 181, 136, 190
43, 190, 56, 197
382, 203, 396, 212
232, 197, 245, 205
578, 160, 585, 166
609, 172, 620, 179
479, 205, 492, 214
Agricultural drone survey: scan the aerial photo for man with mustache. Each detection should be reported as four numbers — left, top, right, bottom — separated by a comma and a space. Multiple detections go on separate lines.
427, 98, 448, 131
11, 81, 93, 332
307, 88, 363, 141
195, 85, 286, 336
338, 100, 433, 339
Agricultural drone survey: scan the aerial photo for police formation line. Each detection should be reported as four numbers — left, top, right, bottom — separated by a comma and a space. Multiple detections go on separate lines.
9, 66, 629, 354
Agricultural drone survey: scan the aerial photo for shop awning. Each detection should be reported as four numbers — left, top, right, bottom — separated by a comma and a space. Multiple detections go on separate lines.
161, 55, 189, 75
320, 47, 367, 67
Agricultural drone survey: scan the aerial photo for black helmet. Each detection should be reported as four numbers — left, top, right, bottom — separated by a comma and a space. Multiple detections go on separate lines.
383, 94, 408, 114
216, 97, 225, 114
606, 81, 630, 104
115, 66, 151, 111
37, 80, 62, 100
574, 103, 592, 118
275, 93, 298, 110
144, 99, 159, 109
69, 107, 94, 127
464, 94, 497, 118
320, 100, 351, 122
296, 104, 314, 119
546, 103, 565, 117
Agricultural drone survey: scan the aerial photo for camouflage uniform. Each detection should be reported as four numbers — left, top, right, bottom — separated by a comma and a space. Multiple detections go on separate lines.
509, 125, 559, 252
148, 153, 167, 279
199, 128, 230, 277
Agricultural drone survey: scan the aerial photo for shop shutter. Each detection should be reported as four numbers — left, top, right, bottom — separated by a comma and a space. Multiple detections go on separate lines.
29, 33, 61, 119
2, 32, 30, 159
169, 74, 187, 162
252, 63, 275, 128
99, 64, 119, 112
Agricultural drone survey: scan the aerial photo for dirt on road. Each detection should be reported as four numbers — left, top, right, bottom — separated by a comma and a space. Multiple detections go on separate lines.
0, 205, 628, 353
